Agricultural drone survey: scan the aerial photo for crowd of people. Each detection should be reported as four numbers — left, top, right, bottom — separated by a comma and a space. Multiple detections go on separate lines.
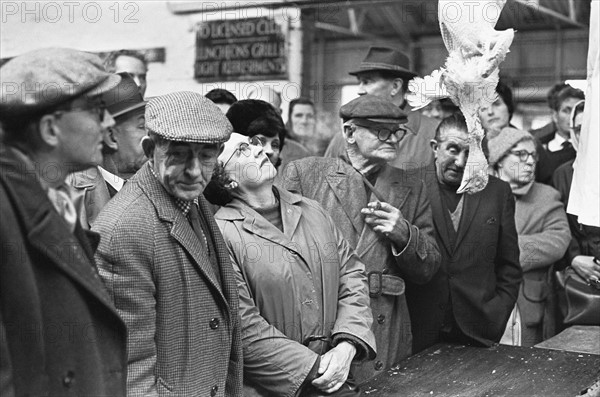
0, 43, 596, 397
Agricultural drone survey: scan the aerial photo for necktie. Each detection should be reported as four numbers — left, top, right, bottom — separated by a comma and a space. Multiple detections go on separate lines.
188, 203, 209, 256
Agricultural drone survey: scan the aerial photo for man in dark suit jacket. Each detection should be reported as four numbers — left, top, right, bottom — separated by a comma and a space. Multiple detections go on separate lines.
0, 48, 127, 396
93, 92, 243, 396
405, 114, 522, 353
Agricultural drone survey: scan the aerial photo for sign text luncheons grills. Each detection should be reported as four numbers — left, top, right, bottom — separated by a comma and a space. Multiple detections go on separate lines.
195, 18, 288, 82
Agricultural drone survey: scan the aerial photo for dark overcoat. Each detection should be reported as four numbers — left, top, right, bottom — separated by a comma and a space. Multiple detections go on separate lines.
281, 157, 441, 384
0, 146, 127, 396
93, 162, 243, 396
406, 174, 522, 353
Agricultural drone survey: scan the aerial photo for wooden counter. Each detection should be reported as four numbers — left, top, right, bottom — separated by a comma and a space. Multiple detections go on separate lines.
361, 343, 600, 396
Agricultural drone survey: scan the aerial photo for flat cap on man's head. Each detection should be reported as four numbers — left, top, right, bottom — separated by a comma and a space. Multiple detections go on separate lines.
146, 91, 232, 143
340, 94, 408, 125
0, 47, 121, 115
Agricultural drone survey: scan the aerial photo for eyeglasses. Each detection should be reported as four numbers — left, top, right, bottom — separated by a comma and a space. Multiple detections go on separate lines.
352, 119, 408, 142
509, 150, 538, 162
222, 136, 263, 168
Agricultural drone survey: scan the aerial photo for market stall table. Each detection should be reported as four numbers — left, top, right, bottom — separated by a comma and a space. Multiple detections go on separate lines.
361, 343, 600, 396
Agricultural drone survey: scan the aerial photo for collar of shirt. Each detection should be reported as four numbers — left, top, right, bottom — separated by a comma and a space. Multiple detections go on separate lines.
148, 163, 198, 216
547, 133, 569, 152
98, 166, 125, 192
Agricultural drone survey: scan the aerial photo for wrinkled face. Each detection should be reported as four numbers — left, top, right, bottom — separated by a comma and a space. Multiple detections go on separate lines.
113, 109, 147, 175
479, 96, 510, 134
554, 97, 581, 137
254, 134, 281, 166
115, 55, 148, 97
218, 133, 276, 190
356, 72, 395, 101
498, 139, 537, 186
290, 104, 316, 138
431, 127, 470, 187
350, 123, 401, 163
152, 140, 221, 201
54, 95, 115, 172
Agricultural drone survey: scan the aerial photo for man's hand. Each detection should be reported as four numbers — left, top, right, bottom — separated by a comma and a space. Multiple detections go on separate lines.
361, 201, 410, 247
311, 341, 356, 394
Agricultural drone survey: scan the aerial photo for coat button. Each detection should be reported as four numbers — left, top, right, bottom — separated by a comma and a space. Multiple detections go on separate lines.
374, 361, 384, 371
62, 370, 75, 388
211, 385, 219, 396
209, 318, 220, 329
377, 314, 386, 324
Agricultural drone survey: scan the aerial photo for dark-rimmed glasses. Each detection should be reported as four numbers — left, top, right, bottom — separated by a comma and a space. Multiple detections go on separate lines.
509, 150, 538, 162
352, 119, 408, 142
53, 100, 107, 123
222, 136, 263, 168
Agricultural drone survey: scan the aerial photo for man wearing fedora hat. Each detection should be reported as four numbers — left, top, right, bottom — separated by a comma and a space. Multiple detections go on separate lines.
0, 48, 127, 396
93, 92, 243, 396
325, 46, 439, 170
69, 72, 147, 227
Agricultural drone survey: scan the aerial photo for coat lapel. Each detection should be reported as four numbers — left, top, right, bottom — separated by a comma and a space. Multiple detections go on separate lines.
454, 191, 482, 250
0, 147, 116, 311
325, 167, 364, 234
138, 164, 226, 301
426, 178, 454, 256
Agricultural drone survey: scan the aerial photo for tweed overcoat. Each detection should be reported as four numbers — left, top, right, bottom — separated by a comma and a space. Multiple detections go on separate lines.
281, 157, 441, 384
406, 174, 523, 353
93, 162, 243, 397
0, 146, 127, 396
215, 188, 376, 396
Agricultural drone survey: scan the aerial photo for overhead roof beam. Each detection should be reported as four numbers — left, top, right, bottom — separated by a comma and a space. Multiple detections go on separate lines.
168, 0, 402, 14
314, 21, 383, 40
511, 0, 587, 28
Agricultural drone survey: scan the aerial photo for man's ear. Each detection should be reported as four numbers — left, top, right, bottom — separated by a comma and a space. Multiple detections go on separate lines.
141, 136, 155, 159
103, 126, 119, 151
551, 110, 559, 125
430, 139, 440, 158
343, 123, 356, 144
38, 114, 60, 148
391, 78, 404, 97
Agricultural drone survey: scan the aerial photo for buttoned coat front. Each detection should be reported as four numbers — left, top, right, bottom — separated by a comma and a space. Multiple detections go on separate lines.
215, 189, 376, 396
281, 157, 441, 384
0, 146, 127, 397
406, 174, 522, 353
93, 163, 243, 397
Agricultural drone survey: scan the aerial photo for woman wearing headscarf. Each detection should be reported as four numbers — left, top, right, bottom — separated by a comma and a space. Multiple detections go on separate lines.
488, 127, 571, 346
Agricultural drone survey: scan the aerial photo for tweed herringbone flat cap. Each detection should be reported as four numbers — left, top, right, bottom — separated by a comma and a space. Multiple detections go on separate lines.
146, 91, 233, 143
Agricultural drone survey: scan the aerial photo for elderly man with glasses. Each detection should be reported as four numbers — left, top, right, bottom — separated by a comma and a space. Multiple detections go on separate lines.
0, 48, 127, 396
281, 94, 441, 384
92, 92, 243, 396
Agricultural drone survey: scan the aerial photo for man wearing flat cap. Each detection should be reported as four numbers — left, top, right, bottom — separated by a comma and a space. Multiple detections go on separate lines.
69, 72, 147, 227
282, 95, 441, 384
0, 48, 127, 396
93, 91, 243, 396
325, 46, 439, 170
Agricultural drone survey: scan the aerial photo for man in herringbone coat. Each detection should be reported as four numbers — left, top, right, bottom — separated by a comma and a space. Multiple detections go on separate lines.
93, 92, 243, 396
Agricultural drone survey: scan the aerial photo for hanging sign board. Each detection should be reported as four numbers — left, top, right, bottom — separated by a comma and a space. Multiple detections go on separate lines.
194, 17, 288, 82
